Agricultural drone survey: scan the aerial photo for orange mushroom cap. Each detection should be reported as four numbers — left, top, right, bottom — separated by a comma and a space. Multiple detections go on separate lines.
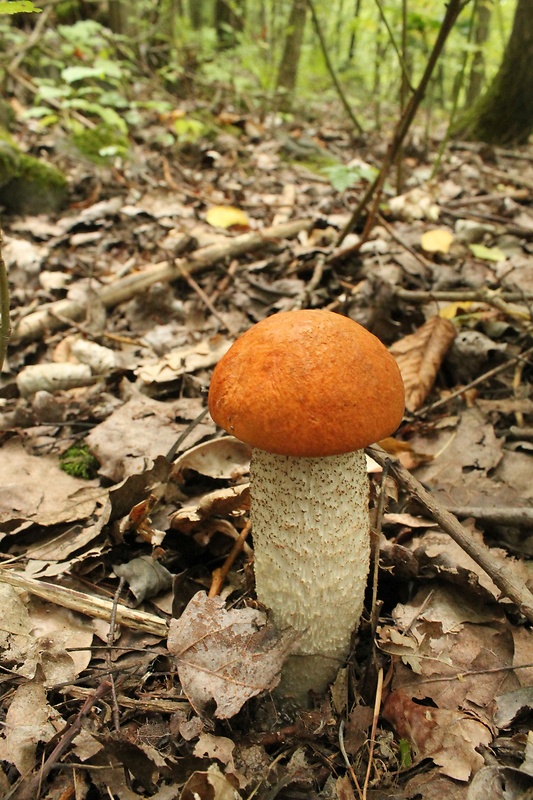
208, 309, 405, 458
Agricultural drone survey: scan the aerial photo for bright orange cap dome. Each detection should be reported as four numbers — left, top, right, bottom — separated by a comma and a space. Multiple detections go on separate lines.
208, 310, 405, 457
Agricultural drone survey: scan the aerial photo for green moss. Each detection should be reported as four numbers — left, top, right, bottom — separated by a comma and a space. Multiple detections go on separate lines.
0, 124, 17, 147
60, 444, 100, 479
71, 124, 129, 164
0, 153, 68, 214
17, 153, 67, 188
0, 103, 15, 132
0, 140, 21, 188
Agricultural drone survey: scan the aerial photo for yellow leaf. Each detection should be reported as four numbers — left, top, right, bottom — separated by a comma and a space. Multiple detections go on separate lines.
206, 205, 250, 229
420, 228, 454, 254
439, 301, 473, 319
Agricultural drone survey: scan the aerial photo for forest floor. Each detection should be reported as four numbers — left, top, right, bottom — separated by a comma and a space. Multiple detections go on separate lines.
1, 106, 533, 800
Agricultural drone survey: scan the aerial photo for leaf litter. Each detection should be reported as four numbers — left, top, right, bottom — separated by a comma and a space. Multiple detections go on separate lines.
0, 105, 533, 800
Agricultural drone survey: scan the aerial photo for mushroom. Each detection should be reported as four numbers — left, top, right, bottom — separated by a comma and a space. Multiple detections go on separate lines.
208, 310, 405, 702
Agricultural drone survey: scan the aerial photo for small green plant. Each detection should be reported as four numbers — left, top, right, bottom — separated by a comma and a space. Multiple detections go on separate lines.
0, 2, 41, 13
322, 162, 378, 192
398, 738, 412, 769
60, 444, 100, 479
173, 116, 207, 143
16, 19, 136, 149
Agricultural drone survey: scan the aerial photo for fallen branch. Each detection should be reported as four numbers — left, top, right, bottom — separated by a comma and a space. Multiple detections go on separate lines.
366, 445, 533, 622
0, 570, 168, 637
0, 232, 10, 369
395, 288, 533, 304
11, 218, 313, 344
8, 682, 112, 800
445, 506, 533, 529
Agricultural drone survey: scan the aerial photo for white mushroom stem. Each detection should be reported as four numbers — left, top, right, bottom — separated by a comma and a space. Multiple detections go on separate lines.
250, 448, 370, 702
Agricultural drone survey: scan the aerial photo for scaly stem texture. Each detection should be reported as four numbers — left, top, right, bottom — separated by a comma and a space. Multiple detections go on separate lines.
251, 449, 370, 701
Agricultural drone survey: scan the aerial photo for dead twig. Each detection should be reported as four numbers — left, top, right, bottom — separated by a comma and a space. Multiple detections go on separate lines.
445, 506, 533, 528
0, 570, 168, 637
410, 344, 533, 418
64, 684, 190, 713
165, 407, 209, 462
7, 4, 54, 73
107, 577, 126, 731
394, 287, 533, 305
177, 263, 240, 335
6, 681, 112, 800
11, 218, 314, 344
338, 719, 363, 800
208, 520, 252, 597
307, 0, 364, 134
366, 445, 533, 622
362, 667, 384, 800
337, 0, 469, 245
0, 231, 10, 370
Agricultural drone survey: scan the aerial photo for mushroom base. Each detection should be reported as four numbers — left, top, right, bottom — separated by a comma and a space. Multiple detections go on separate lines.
250, 448, 370, 703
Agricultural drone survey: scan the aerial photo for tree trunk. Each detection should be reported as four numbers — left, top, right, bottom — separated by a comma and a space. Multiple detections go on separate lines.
189, 0, 203, 29
108, 0, 126, 34
214, 0, 245, 49
276, 0, 307, 108
464, 0, 491, 107
453, 0, 533, 145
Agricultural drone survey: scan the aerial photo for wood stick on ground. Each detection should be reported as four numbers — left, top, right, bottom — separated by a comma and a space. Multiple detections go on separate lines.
7, 681, 112, 800
366, 445, 533, 622
208, 520, 252, 597
11, 218, 314, 344
411, 344, 533, 418
394, 287, 533, 304
445, 507, 533, 529
0, 570, 168, 637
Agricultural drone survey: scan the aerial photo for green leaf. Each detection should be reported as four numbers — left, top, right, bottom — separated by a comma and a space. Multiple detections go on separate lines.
469, 244, 507, 262
93, 58, 123, 80
61, 65, 104, 84
398, 739, 412, 769
58, 19, 104, 43
36, 84, 72, 100
23, 106, 53, 118
322, 163, 378, 192
173, 117, 206, 143
65, 99, 128, 133
0, 1, 41, 13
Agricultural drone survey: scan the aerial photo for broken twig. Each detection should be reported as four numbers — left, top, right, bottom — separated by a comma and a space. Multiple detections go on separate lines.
366, 445, 533, 622
0, 570, 168, 637
11, 218, 313, 344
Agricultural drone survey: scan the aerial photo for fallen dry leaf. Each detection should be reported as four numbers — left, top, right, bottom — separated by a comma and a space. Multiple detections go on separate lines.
385, 583, 519, 713
170, 484, 250, 535
421, 228, 454, 254
0, 678, 63, 774
382, 689, 492, 781
135, 335, 231, 385
172, 436, 251, 482
86, 394, 212, 481
113, 556, 173, 606
409, 407, 504, 499
390, 316, 457, 411
0, 438, 101, 529
168, 592, 298, 718
181, 763, 241, 800
206, 205, 250, 229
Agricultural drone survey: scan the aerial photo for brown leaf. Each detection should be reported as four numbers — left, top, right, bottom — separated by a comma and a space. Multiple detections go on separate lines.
382, 689, 492, 781
390, 316, 456, 411
168, 592, 298, 718
383, 583, 519, 712
181, 764, 241, 800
